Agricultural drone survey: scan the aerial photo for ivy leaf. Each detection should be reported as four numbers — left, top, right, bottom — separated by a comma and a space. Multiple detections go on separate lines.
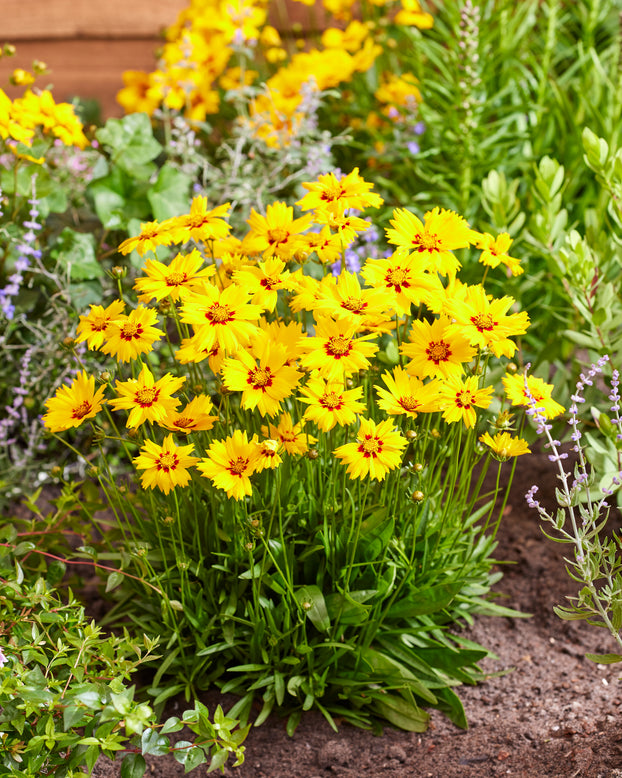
51, 228, 104, 281
148, 163, 192, 221
95, 113, 162, 178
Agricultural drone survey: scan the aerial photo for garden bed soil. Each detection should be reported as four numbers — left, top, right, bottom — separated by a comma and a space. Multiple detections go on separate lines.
93, 450, 622, 778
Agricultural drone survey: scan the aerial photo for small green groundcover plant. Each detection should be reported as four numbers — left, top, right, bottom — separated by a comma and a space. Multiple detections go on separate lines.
0, 532, 249, 777
40, 168, 565, 735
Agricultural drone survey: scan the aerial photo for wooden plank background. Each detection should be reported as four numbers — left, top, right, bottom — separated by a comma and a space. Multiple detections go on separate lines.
2, 0, 189, 39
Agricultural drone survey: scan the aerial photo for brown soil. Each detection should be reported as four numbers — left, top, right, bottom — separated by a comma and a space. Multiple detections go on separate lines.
92, 450, 622, 778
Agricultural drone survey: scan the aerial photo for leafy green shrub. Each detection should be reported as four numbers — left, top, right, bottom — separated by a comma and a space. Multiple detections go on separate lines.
0, 532, 248, 776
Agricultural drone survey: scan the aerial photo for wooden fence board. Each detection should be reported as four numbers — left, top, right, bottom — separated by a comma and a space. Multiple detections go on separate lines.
2, 0, 188, 40
0, 39, 161, 118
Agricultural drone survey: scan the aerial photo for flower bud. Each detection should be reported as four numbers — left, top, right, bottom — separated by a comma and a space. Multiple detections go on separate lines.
110, 265, 127, 279
405, 429, 418, 441
307, 448, 319, 460
494, 410, 514, 430
10, 68, 34, 86
411, 490, 425, 502
413, 462, 424, 472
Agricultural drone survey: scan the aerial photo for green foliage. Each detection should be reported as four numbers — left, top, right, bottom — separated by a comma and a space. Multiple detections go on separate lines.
89, 114, 192, 233
0, 535, 247, 776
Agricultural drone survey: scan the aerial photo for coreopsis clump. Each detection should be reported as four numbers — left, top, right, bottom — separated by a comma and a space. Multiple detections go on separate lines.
45, 169, 552, 733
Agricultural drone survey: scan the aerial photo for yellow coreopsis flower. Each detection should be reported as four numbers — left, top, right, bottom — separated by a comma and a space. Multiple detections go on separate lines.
312, 209, 371, 246
288, 270, 323, 314
258, 319, 305, 365
386, 207, 479, 277
16, 89, 89, 148
243, 202, 313, 260
164, 197, 231, 244
101, 306, 163, 363
116, 70, 162, 116
437, 375, 494, 429
133, 250, 215, 303
179, 283, 263, 355
322, 0, 357, 23
476, 233, 523, 276
298, 316, 378, 381
297, 168, 383, 217
109, 365, 185, 428
361, 251, 444, 316
334, 417, 408, 481
252, 437, 283, 471
197, 430, 260, 501
221, 339, 301, 417
75, 299, 125, 351
43, 371, 106, 433
375, 367, 441, 419
261, 412, 316, 455
321, 21, 370, 52
299, 375, 366, 431
444, 284, 530, 359
175, 336, 226, 374
502, 373, 565, 420
232, 258, 295, 311
300, 227, 344, 265
401, 316, 476, 380
118, 220, 176, 257
314, 271, 394, 334
133, 434, 199, 494
479, 431, 531, 461
394, 0, 434, 28
161, 395, 219, 434
0, 89, 35, 145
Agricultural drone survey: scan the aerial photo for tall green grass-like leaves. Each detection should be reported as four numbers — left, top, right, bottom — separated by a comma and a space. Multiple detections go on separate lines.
401, 0, 622, 222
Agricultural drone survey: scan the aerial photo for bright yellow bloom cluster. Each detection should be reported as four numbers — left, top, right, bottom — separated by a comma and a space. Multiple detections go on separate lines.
117, 1, 385, 149
117, 0, 276, 121
0, 88, 88, 148
242, 27, 382, 149
45, 169, 545, 498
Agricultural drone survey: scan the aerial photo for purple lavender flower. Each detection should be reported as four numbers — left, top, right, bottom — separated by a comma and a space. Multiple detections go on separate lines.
0, 175, 41, 320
